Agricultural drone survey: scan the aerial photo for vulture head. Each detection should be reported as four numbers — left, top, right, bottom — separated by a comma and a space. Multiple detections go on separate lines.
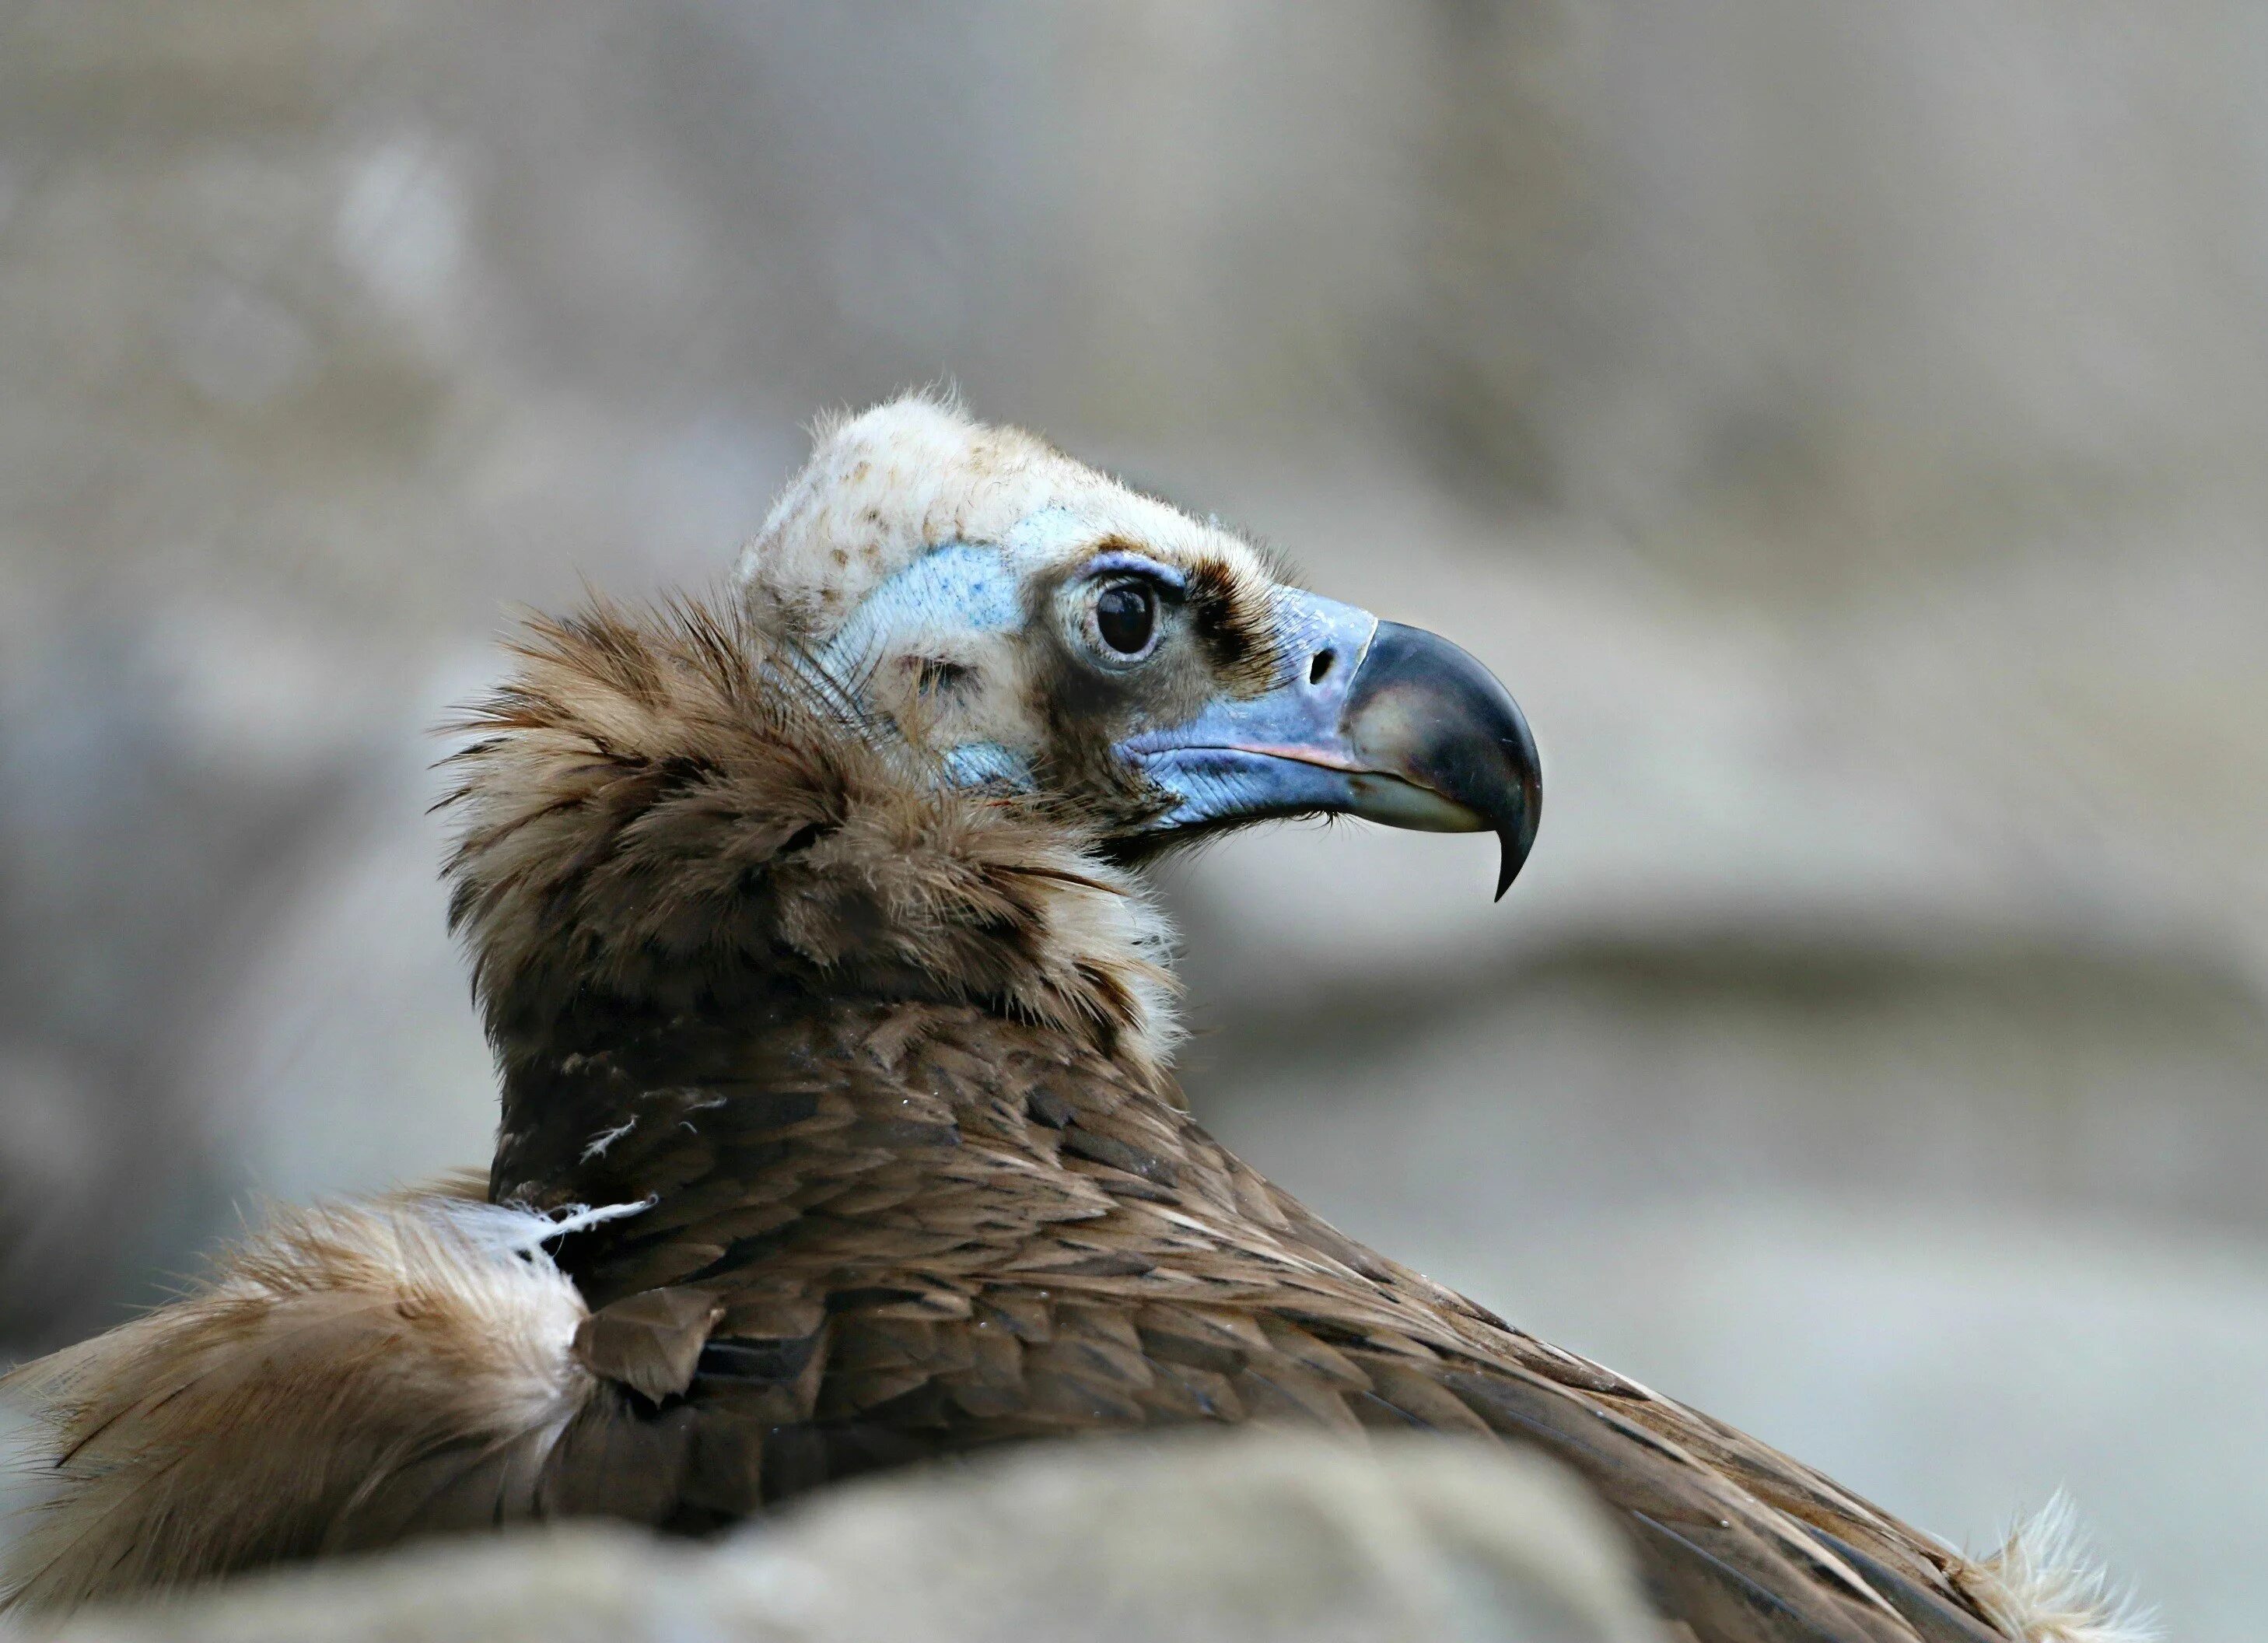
737, 396, 1541, 895
446, 394, 1543, 1101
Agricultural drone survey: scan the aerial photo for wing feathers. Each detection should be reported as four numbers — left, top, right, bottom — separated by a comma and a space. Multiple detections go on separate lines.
572, 1287, 721, 1403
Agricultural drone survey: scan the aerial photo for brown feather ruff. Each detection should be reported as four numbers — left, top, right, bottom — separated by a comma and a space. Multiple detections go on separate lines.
438, 597, 1182, 1194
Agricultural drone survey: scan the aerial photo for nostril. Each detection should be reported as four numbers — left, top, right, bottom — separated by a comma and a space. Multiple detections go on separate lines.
1309, 650, 1335, 685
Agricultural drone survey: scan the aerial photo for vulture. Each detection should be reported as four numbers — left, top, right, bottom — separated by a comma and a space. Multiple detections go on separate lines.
2, 398, 2140, 1643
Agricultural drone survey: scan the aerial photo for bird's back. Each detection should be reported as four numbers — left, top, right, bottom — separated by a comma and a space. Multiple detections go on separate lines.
488, 998, 2018, 1643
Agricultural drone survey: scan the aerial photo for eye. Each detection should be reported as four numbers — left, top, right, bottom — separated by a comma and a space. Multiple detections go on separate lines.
1094, 579, 1159, 659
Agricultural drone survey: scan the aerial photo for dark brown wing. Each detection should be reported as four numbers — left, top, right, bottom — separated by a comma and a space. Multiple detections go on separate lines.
506, 1004, 2009, 1643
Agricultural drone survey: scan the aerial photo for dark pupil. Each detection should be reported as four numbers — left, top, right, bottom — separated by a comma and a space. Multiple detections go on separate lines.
1096, 581, 1156, 655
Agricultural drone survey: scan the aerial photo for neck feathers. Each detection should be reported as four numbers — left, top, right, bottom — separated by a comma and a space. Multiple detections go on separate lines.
441, 598, 1180, 1110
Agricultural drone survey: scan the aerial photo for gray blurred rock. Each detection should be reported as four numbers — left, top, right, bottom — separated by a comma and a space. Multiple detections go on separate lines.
12, 1435, 1660, 1643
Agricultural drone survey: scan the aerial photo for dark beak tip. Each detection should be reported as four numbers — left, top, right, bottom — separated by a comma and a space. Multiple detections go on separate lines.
1493, 806, 1538, 902
1349, 621, 1542, 907
1491, 734, 1542, 904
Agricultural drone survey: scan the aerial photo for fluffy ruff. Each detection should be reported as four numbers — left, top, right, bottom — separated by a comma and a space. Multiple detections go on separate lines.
443, 597, 1182, 1119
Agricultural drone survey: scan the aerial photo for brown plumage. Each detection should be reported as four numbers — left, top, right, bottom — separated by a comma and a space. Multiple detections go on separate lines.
1, 398, 2144, 1643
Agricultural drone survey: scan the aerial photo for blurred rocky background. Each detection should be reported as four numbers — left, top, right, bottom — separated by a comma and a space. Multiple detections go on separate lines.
0, 2, 2262, 1637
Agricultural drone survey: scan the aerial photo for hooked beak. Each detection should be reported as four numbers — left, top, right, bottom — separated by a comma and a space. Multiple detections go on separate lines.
1117, 593, 1542, 899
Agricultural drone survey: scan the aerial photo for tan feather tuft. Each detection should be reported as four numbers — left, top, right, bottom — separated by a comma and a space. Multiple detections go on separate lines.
1955, 1495, 2159, 1643
0, 1188, 612, 1613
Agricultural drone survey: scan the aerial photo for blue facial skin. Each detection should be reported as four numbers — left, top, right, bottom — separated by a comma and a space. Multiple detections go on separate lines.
813, 541, 1036, 790
1115, 590, 1377, 830
816, 510, 1091, 692
816, 541, 1023, 686
1111, 589, 1479, 834
817, 538, 1535, 891
940, 740, 1033, 790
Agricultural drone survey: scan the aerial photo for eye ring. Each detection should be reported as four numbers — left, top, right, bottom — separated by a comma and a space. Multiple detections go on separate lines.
1092, 577, 1160, 661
